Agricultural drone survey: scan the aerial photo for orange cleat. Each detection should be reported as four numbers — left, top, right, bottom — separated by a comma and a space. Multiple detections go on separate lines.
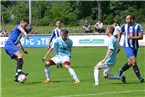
43, 79, 51, 84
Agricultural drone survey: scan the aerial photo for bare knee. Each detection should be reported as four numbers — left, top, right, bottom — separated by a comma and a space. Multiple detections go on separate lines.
45, 62, 51, 67
130, 57, 136, 66
103, 72, 108, 78
64, 65, 70, 70
94, 65, 100, 70
17, 53, 23, 59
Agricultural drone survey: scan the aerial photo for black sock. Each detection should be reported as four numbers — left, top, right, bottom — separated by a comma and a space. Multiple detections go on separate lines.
16, 58, 24, 73
122, 63, 131, 71
133, 65, 141, 79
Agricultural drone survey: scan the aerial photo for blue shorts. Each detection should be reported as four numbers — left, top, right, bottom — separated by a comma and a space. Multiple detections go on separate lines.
4, 42, 19, 59
124, 47, 138, 58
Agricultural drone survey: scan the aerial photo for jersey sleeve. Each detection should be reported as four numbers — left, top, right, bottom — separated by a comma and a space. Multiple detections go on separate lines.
70, 40, 73, 48
51, 30, 55, 39
121, 24, 125, 32
108, 38, 114, 50
137, 24, 143, 33
51, 39, 58, 49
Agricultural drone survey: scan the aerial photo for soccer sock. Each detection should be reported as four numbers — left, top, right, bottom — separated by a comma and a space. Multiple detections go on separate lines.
133, 65, 141, 79
44, 67, 50, 80
68, 68, 79, 81
121, 62, 131, 71
94, 69, 99, 84
16, 58, 23, 74
108, 74, 122, 80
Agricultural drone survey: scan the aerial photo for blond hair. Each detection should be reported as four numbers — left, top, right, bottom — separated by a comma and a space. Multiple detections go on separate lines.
107, 25, 115, 34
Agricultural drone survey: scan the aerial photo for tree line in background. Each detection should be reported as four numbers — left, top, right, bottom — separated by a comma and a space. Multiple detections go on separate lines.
1, 1, 145, 26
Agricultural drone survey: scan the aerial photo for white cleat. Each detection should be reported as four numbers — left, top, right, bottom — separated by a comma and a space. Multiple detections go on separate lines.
93, 83, 99, 86
74, 80, 80, 84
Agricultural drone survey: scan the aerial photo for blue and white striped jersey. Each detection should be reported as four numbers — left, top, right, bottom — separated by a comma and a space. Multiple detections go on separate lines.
51, 28, 61, 39
121, 23, 143, 49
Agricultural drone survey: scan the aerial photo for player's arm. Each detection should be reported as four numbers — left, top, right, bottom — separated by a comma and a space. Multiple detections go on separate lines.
18, 42, 28, 54
127, 32, 143, 40
18, 26, 28, 39
48, 38, 53, 48
42, 48, 53, 62
102, 49, 113, 63
48, 31, 55, 49
117, 31, 123, 42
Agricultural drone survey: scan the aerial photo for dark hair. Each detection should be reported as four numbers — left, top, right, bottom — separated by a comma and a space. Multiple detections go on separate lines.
114, 20, 120, 26
127, 13, 135, 21
61, 29, 69, 34
21, 19, 28, 23
98, 19, 102, 22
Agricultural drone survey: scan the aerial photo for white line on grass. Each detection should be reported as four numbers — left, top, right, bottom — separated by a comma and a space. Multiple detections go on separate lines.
53, 90, 145, 97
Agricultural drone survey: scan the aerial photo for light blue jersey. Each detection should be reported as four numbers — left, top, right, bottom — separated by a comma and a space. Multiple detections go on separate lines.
51, 37, 73, 57
105, 36, 119, 65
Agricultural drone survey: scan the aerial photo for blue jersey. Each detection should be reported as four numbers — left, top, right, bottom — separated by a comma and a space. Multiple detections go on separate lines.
121, 23, 143, 49
7, 24, 22, 45
105, 36, 119, 65
51, 28, 61, 39
52, 37, 73, 57
6, 24, 32, 45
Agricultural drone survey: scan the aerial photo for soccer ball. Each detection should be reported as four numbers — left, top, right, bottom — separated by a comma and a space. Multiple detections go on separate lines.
18, 74, 27, 83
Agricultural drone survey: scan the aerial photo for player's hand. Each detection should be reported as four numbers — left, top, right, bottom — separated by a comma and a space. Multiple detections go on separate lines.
127, 35, 132, 39
101, 59, 106, 64
47, 44, 50, 50
42, 57, 46, 62
24, 50, 28, 54
24, 34, 29, 39
117, 49, 120, 54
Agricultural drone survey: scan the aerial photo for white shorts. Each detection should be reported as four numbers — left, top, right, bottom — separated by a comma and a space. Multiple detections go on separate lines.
96, 61, 113, 75
51, 56, 70, 65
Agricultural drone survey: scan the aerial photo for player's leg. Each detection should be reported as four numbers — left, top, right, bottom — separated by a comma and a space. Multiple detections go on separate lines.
62, 56, 80, 83
118, 59, 132, 76
131, 56, 144, 82
13, 51, 29, 82
118, 47, 133, 76
64, 63, 80, 83
104, 66, 126, 83
44, 59, 55, 83
94, 62, 101, 86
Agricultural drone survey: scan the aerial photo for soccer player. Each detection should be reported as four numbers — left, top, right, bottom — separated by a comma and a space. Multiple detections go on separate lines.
93, 25, 126, 86
118, 14, 144, 82
48, 20, 62, 68
42, 29, 80, 84
4, 19, 32, 82
48, 21, 62, 50
112, 20, 121, 38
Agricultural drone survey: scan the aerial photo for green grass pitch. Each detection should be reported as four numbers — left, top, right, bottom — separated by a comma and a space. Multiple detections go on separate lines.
1, 47, 145, 97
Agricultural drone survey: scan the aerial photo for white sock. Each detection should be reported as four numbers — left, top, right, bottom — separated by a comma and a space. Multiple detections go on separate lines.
108, 74, 122, 80
44, 67, 50, 80
68, 68, 79, 81
94, 69, 99, 85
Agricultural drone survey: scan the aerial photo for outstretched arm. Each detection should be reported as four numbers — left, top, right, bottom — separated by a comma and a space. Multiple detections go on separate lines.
42, 48, 53, 62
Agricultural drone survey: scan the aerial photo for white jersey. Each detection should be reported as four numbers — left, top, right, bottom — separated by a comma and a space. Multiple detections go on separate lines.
113, 25, 121, 37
